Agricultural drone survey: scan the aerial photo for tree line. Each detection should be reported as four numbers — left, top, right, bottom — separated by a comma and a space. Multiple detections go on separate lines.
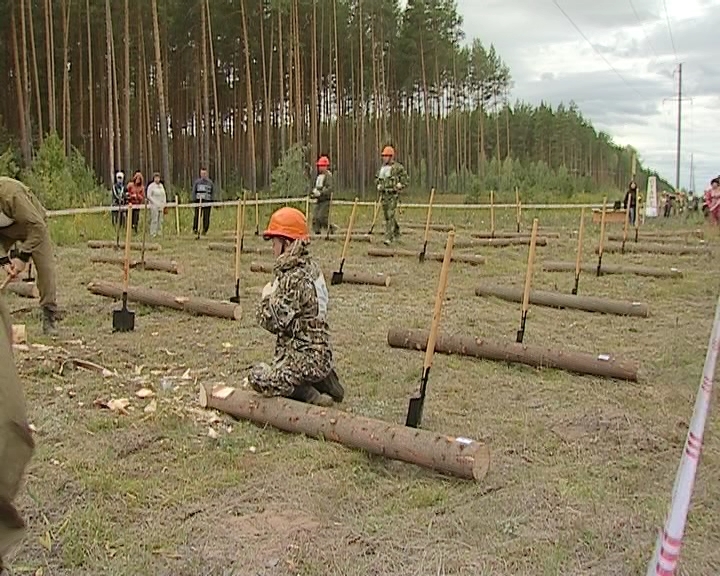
0, 0, 673, 207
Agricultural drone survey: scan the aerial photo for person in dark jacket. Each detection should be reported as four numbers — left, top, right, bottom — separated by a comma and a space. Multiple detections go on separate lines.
623, 180, 639, 225
191, 168, 215, 235
311, 156, 335, 235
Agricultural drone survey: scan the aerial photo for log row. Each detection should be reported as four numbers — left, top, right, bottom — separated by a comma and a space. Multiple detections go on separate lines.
542, 261, 683, 278
249, 262, 391, 287
475, 284, 649, 317
87, 240, 162, 251
87, 281, 242, 320
199, 383, 490, 482
90, 255, 182, 274
462, 236, 548, 248
387, 328, 639, 381
368, 248, 485, 266
595, 243, 711, 256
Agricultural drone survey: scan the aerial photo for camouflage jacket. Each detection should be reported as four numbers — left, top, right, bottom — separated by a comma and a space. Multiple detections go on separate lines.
256, 240, 333, 373
375, 161, 409, 194
313, 171, 333, 203
0, 177, 49, 260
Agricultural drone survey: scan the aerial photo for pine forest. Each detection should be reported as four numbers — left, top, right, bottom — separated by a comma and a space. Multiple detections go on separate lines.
0, 0, 674, 208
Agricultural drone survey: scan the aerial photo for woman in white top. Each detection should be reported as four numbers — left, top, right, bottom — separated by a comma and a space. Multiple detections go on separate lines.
146, 173, 167, 237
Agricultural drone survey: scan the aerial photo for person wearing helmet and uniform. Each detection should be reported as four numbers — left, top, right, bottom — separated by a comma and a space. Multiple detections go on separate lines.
623, 180, 638, 226
311, 155, 335, 235
111, 171, 128, 230
0, 295, 35, 575
245, 207, 344, 407
375, 145, 409, 245
0, 177, 60, 335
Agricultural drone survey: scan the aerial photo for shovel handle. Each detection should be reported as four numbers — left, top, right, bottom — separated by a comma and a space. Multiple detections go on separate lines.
598, 197, 608, 259
422, 188, 436, 245
490, 190, 495, 237
174, 195, 181, 235
339, 198, 359, 262
520, 219, 539, 317
423, 230, 455, 371
622, 201, 631, 245
123, 205, 133, 291
254, 192, 260, 233
574, 207, 585, 280
515, 188, 521, 231
234, 199, 243, 281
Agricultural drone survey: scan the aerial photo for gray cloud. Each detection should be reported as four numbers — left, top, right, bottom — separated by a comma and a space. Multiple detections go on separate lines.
455, 0, 720, 186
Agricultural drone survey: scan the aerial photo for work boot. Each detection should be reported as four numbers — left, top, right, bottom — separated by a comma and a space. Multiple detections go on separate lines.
42, 307, 58, 336
312, 369, 344, 403
289, 385, 334, 407
0, 499, 26, 566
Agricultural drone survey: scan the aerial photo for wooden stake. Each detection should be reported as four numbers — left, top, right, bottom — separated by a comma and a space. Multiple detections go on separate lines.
516, 218, 538, 343
490, 190, 495, 238
597, 197, 608, 276
572, 208, 585, 295
254, 192, 260, 236
324, 191, 333, 240
239, 191, 247, 253
515, 187, 521, 233
621, 201, 631, 253
419, 188, 436, 262
174, 194, 180, 235
406, 230, 455, 428
231, 199, 243, 301
634, 191, 642, 242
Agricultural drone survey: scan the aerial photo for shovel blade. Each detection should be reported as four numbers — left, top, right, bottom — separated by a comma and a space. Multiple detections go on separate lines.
330, 271, 344, 285
112, 308, 135, 332
405, 394, 424, 428
515, 329, 524, 343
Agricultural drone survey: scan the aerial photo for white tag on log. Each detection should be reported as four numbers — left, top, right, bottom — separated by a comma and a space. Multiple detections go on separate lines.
670, 267, 679, 272
631, 302, 641, 306
597, 354, 611, 361
455, 437, 473, 445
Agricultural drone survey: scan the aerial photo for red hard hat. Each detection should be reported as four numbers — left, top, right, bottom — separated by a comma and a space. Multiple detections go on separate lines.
263, 207, 310, 241
316, 156, 330, 168
381, 145, 395, 157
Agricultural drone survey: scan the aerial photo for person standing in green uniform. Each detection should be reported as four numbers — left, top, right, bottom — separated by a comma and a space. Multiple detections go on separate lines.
375, 145, 409, 246
311, 156, 334, 235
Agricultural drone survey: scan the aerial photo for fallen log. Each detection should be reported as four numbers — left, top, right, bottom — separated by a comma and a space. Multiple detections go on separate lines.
388, 328, 638, 381
607, 234, 705, 244
400, 222, 455, 232
472, 231, 561, 239
249, 261, 391, 287
594, 242, 711, 256
208, 242, 266, 255
636, 229, 704, 239
461, 236, 549, 248
368, 247, 485, 266
199, 383, 490, 482
319, 233, 373, 243
475, 284, 649, 317
90, 255, 182, 274
87, 240, 162, 251
542, 260, 683, 279
87, 281, 242, 320
5, 281, 39, 299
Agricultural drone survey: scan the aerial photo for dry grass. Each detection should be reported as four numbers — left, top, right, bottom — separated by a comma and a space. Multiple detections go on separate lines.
5, 202, 720, 576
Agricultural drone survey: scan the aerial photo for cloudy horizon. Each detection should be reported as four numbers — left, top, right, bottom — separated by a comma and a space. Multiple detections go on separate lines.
455, 0, 719, 193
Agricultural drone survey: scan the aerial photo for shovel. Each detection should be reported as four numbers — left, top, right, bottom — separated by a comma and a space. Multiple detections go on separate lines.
406, 229, 455, 429
596, 198, 607, 277
516, 218, 539, 344
113, 204, 135, 332
515, 188, 521, 233
368, 196, 381, 235
572, 208, 585, 294
419, 188, 435, 263
331, 197, 359, 285
230, 198, 244, 303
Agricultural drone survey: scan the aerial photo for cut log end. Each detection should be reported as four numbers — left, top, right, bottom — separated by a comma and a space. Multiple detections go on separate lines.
198, 382, 209, 408
471, 444, 491, 481
232, 306, 243, 321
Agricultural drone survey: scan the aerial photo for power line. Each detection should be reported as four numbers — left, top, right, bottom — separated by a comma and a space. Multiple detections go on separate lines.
661, 0, 679, 62
628, 0, 661, 59
551, 0, 647, 99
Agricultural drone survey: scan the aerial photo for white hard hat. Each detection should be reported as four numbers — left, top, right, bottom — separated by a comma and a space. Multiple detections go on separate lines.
116, 171, 125, 181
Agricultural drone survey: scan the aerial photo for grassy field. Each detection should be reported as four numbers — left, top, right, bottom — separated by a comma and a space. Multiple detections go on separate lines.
5, 200, 720, 576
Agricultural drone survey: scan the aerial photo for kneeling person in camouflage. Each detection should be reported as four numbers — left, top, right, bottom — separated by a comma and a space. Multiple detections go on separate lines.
247, 207, 344, 407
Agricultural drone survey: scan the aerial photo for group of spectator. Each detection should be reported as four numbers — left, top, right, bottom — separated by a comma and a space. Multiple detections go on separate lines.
109, 168, 217, 237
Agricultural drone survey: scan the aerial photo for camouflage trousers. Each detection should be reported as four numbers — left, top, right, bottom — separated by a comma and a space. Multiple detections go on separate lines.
248, 352, 331, 398
312, 200, 330, 234
381, 192, 400, 242
0, 297, 34, 563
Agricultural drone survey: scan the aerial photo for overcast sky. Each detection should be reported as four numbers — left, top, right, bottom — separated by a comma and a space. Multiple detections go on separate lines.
455, 0, 720, 192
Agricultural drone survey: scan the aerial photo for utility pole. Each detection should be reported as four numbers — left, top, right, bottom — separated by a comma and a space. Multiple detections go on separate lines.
675, 63, 682, 193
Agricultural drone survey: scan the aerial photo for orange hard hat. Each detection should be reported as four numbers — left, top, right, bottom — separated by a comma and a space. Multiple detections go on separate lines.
263, 207, 310, 241
381, 145, 395, 157
316, 155, 330, 168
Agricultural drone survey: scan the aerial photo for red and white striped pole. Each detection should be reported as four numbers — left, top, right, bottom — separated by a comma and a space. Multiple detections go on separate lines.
647, 295, 720, 576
